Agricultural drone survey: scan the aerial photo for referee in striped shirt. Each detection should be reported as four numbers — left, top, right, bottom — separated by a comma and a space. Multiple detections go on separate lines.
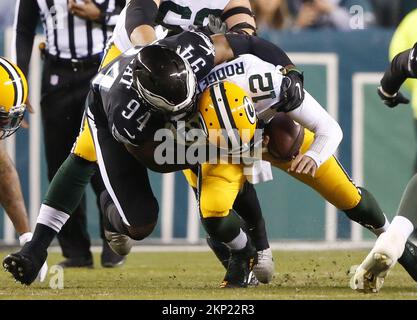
12, 0, 125, 268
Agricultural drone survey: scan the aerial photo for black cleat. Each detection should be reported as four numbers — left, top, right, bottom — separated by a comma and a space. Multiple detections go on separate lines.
58, 256, 94, 269
398, 240, 417, 281
3, 251, 46, 286
220, 240, 258, 288
101, 241, 126, 268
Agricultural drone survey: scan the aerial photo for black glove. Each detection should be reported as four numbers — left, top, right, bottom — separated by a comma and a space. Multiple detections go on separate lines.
377, 86, 410, 108
273, 68, 305, 113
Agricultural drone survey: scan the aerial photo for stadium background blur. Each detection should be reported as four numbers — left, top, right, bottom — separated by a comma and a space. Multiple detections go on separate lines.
0, 0, 416, 246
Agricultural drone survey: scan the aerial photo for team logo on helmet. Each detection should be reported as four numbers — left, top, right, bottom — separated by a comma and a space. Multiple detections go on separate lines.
243, 96, 256, 125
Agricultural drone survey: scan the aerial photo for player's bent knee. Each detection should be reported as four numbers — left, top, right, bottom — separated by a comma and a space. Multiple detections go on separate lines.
127, 221, 157, 241
199, 176, 240, 218
200, 190, 235, 218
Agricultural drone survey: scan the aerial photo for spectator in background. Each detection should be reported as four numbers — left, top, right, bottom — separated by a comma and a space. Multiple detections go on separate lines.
288, 0, 375, 30
371, 0, 401, 27
252, 0, 290, 30
389, 9, 417, 173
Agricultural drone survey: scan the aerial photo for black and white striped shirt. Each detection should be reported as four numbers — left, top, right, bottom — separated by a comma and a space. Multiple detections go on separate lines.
12, 0, 124, 76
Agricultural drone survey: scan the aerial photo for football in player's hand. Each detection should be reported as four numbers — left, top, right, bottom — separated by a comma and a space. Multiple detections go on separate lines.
264, 113, 304, 162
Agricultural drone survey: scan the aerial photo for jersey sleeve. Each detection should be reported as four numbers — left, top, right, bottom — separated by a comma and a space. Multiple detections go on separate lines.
156, 31, 216, 81
108, 88, 163, 146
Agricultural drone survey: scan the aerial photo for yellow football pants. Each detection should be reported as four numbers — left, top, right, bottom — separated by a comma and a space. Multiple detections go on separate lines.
71, 44, 122, 162
184, 129, 361, 218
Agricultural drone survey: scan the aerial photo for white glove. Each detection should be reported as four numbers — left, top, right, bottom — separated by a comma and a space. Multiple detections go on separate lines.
244, 160, 273, 184
19, 232, 48, 282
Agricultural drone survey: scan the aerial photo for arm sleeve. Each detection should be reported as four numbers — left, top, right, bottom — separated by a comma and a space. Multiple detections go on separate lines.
125, 0, 158, 37
225, 33, 293, 67
11, 0, 40, 77
287, 91, 343, 168
380, 44, 417, 95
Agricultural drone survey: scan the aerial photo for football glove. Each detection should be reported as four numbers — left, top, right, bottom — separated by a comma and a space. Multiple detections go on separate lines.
377, 86, 410, 108
273, 68, 305, 113
190, 14, 227, 36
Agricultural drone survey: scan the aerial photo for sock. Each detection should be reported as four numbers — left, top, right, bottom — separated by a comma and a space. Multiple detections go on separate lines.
37, 204, 70, 233
225, 229, 248, 250
389, 216, 415, 242
344, 187, 386, 235
233, 182, 269, 250
43, 154, 96, 214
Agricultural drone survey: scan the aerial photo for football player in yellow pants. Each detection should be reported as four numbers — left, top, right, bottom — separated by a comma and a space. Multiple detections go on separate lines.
44, 40, 417, 285
184, 129, 361, 216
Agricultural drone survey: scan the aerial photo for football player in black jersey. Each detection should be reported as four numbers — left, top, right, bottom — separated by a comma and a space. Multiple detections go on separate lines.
2, 30, 299, 287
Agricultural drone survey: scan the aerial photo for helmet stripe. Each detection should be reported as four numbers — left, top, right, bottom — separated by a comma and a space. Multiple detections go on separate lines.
209, 85, 227, 131
210, 83, 241, 149
218, 82, 238, 130
0, 57, 23, 107
6, 59, 26, 105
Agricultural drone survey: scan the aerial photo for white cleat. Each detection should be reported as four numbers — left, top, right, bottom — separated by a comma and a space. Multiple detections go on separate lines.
350, 253, 393, 293
104, 230, 133, 256
350, 231, 404, 293
253, 248, 274, 284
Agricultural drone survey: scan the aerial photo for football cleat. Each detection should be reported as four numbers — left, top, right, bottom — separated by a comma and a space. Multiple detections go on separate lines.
220, 240, 258, 289
104, 230, 133, 256
247, 271, 259, 286
101, 240, 126, 268
350, 231, 404, 293
100, 190, 133, 257
3, 250, 47, 286
350, 253, 392, 293
253, 248, 274, 284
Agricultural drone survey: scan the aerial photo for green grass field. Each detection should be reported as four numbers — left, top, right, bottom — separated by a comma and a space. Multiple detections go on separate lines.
0, 250, 416, 300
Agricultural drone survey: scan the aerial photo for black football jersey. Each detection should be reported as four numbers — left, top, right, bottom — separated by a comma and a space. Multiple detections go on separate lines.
89, 31, 215, 146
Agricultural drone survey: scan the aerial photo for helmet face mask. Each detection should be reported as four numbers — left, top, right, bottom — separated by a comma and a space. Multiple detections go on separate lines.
0, 104, 26, 139
133, 45, 198, 119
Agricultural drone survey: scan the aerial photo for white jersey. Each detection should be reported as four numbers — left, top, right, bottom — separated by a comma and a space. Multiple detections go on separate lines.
199, 54, 343, 169
112, 0, 230, 53
199, 54, 284, 124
